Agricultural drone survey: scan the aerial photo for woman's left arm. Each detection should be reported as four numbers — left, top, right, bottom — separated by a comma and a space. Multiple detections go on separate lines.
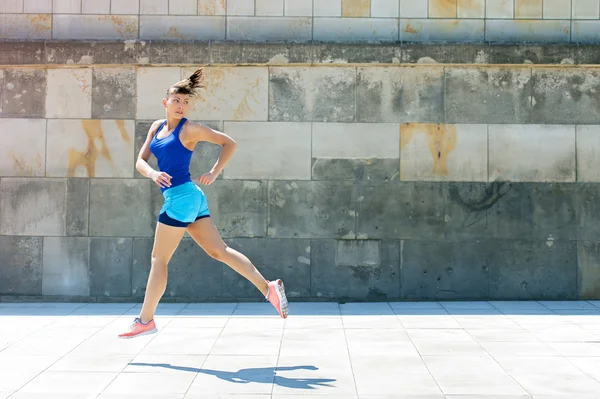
187, 122, 237, 185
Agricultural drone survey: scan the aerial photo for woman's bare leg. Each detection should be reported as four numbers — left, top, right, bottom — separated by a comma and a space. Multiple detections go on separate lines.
186, 217, 269, 296
139, 221, 187, 323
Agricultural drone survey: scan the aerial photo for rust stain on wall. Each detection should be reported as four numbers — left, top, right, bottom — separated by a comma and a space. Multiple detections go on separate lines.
67, 120, 113, 177
26, 14, 51, 34
429, 0, 457, 18
232, 77, 262, 120
116, 120, 131, 143
166, 27, 186, 39
11, 153, 43, 176
401, 123, 457, 176
100, 16, 137, 37
404, 22, 422, 34
342, 0, 371, 17
198, 0, 226, 15
514, 0, 542, 18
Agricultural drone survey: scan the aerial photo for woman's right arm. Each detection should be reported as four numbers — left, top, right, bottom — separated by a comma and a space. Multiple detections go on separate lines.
136, 120, 172, 188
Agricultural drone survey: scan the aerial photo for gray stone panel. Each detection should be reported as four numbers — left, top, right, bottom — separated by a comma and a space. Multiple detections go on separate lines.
90, 238, 132, 297
444, 182, 494, 241
89, 179, 154, 237
488, 240, 577, 300
335, 240, 381, 267
313, 17, 398, 43
313, 43, 400, 64
269, 67, 355, 122
311, 239, 400, 300
0, 236, 43, 295
575, 44, 600, 65
356, 66, 444, 123
227, 16, 312, 42
46, 41, 150, 65
221, 238, 311, 298
149, 41, 211, 64
399, 18, 485, 43
578, 241, 600, 300
577, 183, 600, 241
210, 42, 313, 64
66, 178, 89, 236
0, 70, 3, 116
201, 180, 268, 238
400, 43, 490, 64
356, 182, 445, 239
268, 181, 355, 239
132, 237, 222, 298
401, 240, 489, 300
485, 19, 571, 43
311, 158, 399, 181
0, 42, 45, 65
42, 237, 90, 296
445, 67, 532, 124
92, 68, 136, 119
487, 44, 577, 65
532, 68, 600, 124
2, 69, 46, 118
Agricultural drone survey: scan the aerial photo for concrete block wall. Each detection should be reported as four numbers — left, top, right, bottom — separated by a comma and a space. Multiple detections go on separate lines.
1, 41, 600, 302
1, 0, 600, 43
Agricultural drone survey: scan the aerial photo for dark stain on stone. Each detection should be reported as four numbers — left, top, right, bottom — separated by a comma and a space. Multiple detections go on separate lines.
450, 180, 512, 213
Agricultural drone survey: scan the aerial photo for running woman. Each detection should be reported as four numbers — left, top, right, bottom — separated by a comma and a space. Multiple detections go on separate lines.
119, 68, 288, 339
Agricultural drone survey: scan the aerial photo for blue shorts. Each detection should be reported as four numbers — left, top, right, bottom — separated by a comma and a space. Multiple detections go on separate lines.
158, 181, 210, 227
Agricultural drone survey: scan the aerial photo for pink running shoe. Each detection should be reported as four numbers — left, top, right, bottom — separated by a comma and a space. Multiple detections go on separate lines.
118, 317, 158, 339
267, 279, 289, 318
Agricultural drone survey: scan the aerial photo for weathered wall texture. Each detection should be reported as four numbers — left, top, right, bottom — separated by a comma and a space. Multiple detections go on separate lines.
1, 0, 600, 43
1, 41, 600, 302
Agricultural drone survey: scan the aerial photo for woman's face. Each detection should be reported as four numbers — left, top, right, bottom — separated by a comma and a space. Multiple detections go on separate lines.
163, 93, 190, 118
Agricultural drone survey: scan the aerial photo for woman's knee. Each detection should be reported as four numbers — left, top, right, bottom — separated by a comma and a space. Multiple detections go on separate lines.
206, 244, 229, 261
150, 255, 169, 274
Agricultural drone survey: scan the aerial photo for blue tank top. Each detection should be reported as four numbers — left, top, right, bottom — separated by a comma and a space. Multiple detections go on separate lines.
149, 118, 193, 192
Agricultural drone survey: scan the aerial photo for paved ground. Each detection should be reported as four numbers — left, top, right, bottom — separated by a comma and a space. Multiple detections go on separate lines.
1, 300, 600, 398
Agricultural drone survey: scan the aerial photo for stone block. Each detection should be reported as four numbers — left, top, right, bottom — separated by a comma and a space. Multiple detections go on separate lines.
0, 119, 45, 177
90, 238, 133, 297
400, 0, 427, 17
197, 0, 226, 15
46, 119, 135, 178
53, 0, 81, 13
578, 242, 600, 299
371, 0, 398, 17
312, 158, 399, 181
575, 44, 600, 66
201, 180, 268, 238
222, 122, 311, 180
514, 0, 542, 18
210, 42, 313, 64
356, 66, 444, 123
227, 17, 312, 42
256, 0, 283, 15
0, 70, 3, 116
0, 236, 43, 296
400, 19, 485, 43
486, 44, 576, 65
52, 15, 139, 40
149, 41, 211, 64
169, 0, 197, 14
577, 183, 600, 241
222, 238, 311, 298
445, 67, 532, 124
572, 21, 600, 45
314, 0, 341, 16
313, 17, 398, 43
572, 0, 600, 19
488, 240, 577, 300
136, 67, 181, 120
92, 68, 136, 119
489, 124, 576, 182
141, 0, 168, 14
82, 0, 110, 13
0, 178, 66, 236
46, 41, 150, 65
314, 43, 400, 64
227, 0, 254, 15
66, 178, 90, 236
269, 67, 355, 122
0, 14, 52, 40
0, 42, 45, 65
285, 0, 312, 16
1, 0, 23, 12
132, 237, 222, 298
46, 69, 92, 119
140, 16, 225, 40
457, 0, 485, 17
400, 123, 488, 182
444, 182, 495, 240
486, 0, 514, 18
89, 179, 154, 237
42, 237, 90, 296
577, 125, 600, 182
181, 66, 268, 121
134, 120, 223, 182
268, 181, 355, 239
342, 0, 370, 17
401, 240, 489, 300
311, 239, 400, 300
429, 0, 457, 18
2, 69, 45, 118
356, 182, 446, 239
543, 0, 571, 18
485, 20, 571, 43
111, 0, 139, 14
24, 0, 51, 13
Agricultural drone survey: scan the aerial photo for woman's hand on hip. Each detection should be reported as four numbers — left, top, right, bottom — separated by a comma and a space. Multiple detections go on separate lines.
150, 170, 172, 188
197, 171, 216, 185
